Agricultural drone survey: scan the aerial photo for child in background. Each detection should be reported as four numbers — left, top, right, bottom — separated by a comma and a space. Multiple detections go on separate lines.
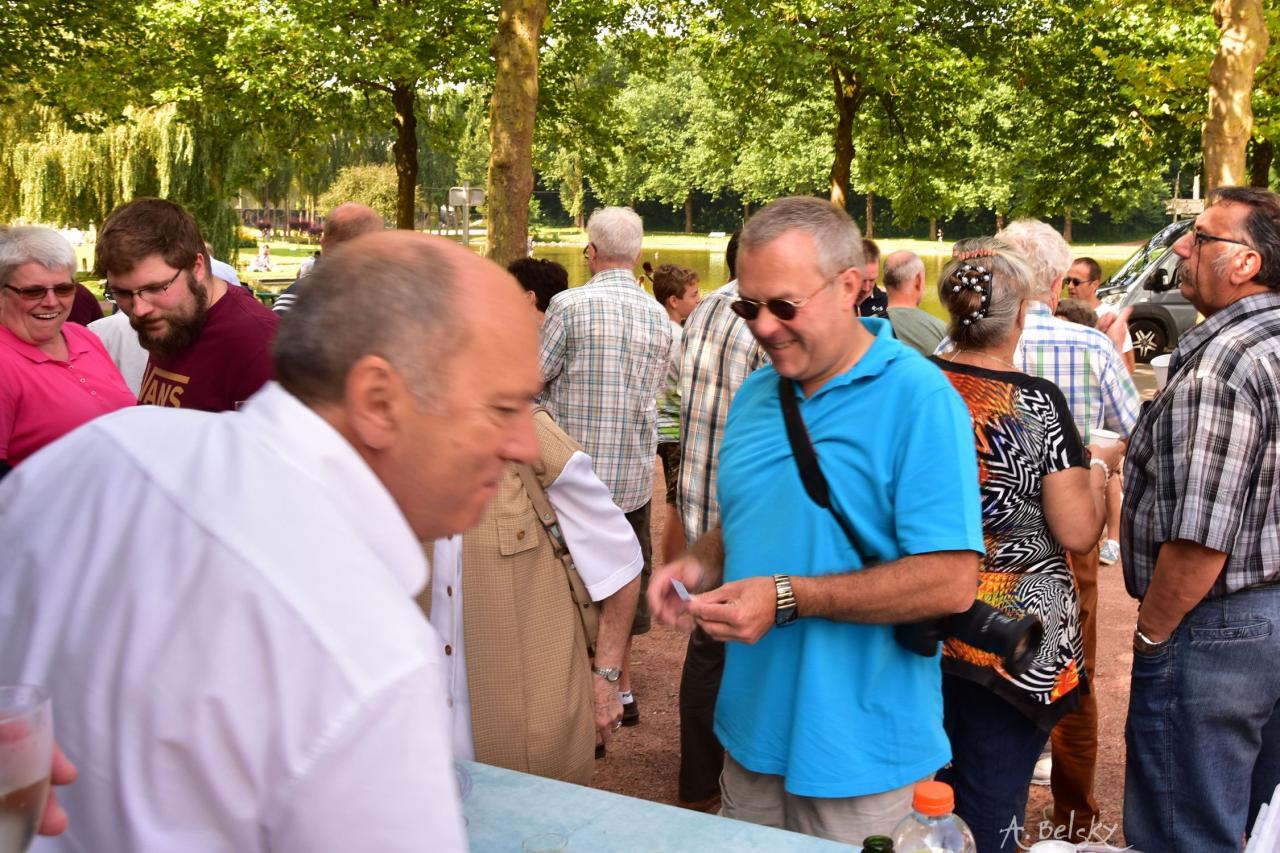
652, 264, 701, 565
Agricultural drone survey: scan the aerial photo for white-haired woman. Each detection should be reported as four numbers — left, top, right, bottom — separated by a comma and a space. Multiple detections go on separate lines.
0, 227, 134, 470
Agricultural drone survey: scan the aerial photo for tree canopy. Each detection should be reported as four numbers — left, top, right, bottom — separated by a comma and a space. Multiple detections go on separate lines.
0, 0, 1271, 247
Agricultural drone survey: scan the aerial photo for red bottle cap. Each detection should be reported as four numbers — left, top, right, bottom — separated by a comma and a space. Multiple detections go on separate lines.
913, 781, 955, 816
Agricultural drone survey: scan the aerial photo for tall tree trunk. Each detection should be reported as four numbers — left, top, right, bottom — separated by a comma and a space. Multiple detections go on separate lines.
995, 211, 1005, 231
1250, 137, 1274, 187
1203, 0, 1269, 192
1063, 205, 1073, 243
391, 82, 419, 230
743, 200, 750, 224
828, 66, 862, 212
929, 216, 938, 241
684, 193, 694, 234
864, 192, 874, 238
486, 0, 549, 265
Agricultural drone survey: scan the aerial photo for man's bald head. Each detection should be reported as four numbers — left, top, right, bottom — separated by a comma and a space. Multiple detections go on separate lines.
275, 232, 512, 408
274, 232, 542, 540
321, 203, 384, 252
883, 250, 926, 307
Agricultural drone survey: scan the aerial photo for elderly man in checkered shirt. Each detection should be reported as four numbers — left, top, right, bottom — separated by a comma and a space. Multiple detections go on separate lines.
1121, 187, 1280, 852
993, 218, 1141, 844
539, 206, 673, 727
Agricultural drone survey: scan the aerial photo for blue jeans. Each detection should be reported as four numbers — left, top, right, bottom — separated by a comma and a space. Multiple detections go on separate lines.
938, 675, 1050, 853
1125, 584, 1280, 852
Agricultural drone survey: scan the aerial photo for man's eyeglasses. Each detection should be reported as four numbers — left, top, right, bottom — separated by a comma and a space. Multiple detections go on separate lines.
1063, 277, 1097, 287
106, 268, 182, 306
730, 279, 830, 321
3, 282, 77, 301
1192, 231, 1254, 251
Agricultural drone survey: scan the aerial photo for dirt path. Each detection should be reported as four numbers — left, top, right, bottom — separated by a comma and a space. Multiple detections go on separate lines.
594, 367, 1160, 848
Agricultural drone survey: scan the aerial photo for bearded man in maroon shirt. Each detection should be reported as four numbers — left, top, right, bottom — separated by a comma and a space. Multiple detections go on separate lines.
96, 199, 278, 412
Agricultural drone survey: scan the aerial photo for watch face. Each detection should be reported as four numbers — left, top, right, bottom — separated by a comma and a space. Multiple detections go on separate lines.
775, 606, 799, 627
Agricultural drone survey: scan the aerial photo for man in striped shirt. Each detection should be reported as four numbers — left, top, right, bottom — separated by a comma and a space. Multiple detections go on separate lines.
996, 219, 1140, 844
674, 233, 768, 809
539, 206, 673, 727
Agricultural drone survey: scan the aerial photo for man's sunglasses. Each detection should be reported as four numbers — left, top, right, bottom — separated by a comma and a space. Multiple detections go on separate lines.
4, 282, 77, 300
730, 279, 829, 321
1063, 277, 1096, 287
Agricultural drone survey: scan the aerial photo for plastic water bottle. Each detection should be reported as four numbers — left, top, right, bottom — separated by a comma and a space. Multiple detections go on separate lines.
891, 781, 977, 853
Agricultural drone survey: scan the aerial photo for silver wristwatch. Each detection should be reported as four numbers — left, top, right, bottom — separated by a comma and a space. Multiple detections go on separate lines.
774, 574, 799, 627
592, 666, 622, 683
1133, 627, 1170, 655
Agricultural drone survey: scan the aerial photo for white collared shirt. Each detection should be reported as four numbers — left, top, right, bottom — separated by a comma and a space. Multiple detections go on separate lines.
431, 450, 643, 759
87, 310, 150, 396
4, 382, 465, 853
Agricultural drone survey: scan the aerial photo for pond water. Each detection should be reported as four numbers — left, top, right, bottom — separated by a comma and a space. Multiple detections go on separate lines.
534, 245, 1125, 323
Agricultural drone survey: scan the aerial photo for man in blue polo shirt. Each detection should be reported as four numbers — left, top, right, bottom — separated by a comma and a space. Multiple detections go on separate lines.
650, 196, 984, 844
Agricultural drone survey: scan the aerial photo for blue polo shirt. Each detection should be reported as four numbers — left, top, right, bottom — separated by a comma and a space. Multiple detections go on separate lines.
714, 318, 984, 798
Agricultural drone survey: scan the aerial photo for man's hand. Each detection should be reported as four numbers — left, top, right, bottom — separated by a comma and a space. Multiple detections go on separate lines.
648, 554, 706, 633
1095, 307, 1132, 354
687, 576, 777, 644
592, 676, 623, 746
39, 742, 78, 836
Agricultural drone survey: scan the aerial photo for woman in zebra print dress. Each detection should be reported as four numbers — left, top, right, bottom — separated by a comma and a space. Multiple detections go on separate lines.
930, 237, 1124, 852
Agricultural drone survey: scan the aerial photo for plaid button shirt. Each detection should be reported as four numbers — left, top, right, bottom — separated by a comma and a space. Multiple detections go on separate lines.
1016, 302, 1141, 442
1122, 291, 1280, 600
539, 268, 673, 513
677, 281, 768, 541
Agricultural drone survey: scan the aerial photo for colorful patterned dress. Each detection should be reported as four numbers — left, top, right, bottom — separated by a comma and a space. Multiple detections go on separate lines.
933, 357, 1087, 728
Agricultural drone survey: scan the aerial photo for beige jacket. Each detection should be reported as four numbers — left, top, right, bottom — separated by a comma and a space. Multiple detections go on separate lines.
422, 412, 595, 785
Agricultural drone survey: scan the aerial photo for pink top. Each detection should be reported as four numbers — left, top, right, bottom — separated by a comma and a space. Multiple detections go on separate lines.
0, 322, 137, 465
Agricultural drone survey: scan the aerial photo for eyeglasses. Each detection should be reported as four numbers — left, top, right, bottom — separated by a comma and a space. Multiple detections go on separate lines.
582, 244, 593, 260
731, 279, 831, 321
106, 268, 182, 306
1063, 277, 1097, 287
3, 282, 77, 300
1192, 231, 1254, 251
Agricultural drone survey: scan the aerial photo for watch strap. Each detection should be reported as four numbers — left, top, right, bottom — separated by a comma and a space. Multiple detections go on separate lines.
592, 666, 621, 682
774, 573, 798, 626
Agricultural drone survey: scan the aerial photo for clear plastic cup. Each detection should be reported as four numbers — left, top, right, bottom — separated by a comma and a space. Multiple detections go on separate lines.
0, 685, 53, 853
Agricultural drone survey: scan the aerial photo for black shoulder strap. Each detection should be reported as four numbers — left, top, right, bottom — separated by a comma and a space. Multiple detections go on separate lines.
778, 374, 830, 508
777, 374, 863, 551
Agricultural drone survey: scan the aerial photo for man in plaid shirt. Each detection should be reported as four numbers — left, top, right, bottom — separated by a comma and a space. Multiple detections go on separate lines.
539, 206, 673, 727
997, 219, 1140, 844
673, 233, 768, 809
1121, 187, 1280, 851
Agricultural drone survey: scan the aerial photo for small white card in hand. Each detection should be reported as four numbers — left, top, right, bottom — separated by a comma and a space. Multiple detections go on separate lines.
671, 579, 691, 601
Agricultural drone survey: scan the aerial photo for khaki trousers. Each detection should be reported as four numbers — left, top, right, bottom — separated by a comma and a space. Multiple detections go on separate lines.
720, 753, 917, 844
1051, 544, 1101, 842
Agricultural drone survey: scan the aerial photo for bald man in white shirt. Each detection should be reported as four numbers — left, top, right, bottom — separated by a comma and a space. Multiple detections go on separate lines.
1, 232, 542, 852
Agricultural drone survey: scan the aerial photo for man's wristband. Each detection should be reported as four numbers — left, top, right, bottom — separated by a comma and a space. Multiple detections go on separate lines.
1133, 627, 1169, 654
1090, 457, 1110, 479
